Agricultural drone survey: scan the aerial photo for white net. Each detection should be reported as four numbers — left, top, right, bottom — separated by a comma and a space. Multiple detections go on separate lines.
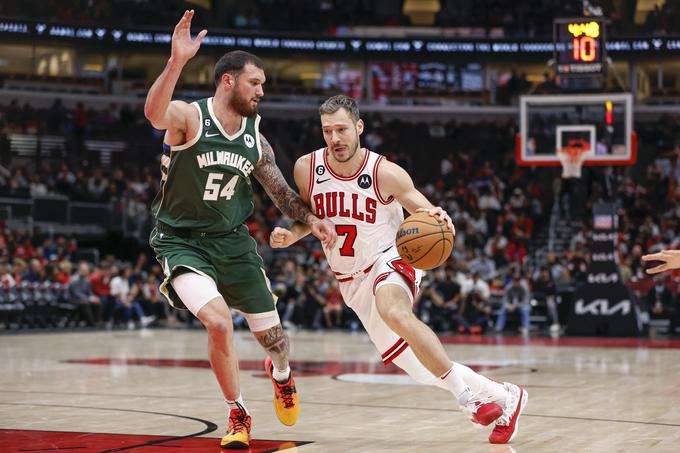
557, 147, 593, 178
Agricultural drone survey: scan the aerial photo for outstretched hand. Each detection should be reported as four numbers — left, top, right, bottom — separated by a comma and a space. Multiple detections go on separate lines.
642, 249, 680, 274
416, 206, 456, 235
309, 219, 338, 249
172, 10, 207, 64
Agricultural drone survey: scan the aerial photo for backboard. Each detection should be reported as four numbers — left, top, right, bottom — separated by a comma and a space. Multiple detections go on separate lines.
517, 93, 636, 166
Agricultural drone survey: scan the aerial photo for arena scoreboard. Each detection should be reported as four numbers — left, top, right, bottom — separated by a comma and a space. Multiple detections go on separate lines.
553, 18, 606, 76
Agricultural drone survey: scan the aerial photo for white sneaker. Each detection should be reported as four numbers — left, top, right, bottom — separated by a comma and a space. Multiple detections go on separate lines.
489, 383, 528, 444
141, 315, 156, 327
127, 320, 135, 330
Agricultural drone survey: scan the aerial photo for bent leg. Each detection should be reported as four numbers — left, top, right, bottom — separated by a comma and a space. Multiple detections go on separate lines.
174, 271, 240, 401
375, 284, 454, 376
376, 283, 507, 406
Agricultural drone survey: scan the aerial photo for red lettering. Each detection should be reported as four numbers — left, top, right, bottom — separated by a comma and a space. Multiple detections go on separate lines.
325, 192, 337, 217
366, 198, 377, 223
351, 193, 364, 221
314, 192, 378, 224
313, 194, 325, 218
339, 192, 350, 217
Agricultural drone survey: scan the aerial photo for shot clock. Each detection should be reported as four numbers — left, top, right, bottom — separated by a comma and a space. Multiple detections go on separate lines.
553, 18, 606, 76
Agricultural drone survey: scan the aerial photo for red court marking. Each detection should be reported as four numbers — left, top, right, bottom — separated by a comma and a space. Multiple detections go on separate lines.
62, 359, 498, 375
438, 335, 680, 349
0, 429, 307, 452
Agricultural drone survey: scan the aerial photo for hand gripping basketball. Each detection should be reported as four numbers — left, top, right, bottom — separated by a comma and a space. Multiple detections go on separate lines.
416, 206, 455, 235
396, 210, 455, 270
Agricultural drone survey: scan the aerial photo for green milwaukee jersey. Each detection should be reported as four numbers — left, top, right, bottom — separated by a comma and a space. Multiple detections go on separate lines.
151, 97, 262, 233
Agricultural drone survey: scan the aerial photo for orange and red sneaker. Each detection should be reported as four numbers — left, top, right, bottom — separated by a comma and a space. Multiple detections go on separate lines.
489, 383, 528, 444
264, 356, 299, 426
220, 406, 251, 450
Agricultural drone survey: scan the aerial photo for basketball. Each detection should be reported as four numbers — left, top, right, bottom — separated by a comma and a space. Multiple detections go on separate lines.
396, 212, 454, 270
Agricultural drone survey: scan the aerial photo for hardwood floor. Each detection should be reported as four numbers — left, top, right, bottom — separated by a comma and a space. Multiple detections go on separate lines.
1, 329, 679, 452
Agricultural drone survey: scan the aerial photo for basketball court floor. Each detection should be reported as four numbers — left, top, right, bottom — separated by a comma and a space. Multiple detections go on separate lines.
1, 329, 680, 452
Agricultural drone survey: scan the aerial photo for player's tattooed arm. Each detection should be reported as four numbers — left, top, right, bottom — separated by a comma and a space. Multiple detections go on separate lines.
253, 135, 317, 225
255, 136, 338, 248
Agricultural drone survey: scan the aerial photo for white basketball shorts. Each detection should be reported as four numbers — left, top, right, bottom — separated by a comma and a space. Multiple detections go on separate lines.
337, 246, 424, 366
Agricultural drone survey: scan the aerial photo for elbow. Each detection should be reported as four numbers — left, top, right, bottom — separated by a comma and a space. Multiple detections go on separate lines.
144, 106, 160, 127
143, 103, 165, 129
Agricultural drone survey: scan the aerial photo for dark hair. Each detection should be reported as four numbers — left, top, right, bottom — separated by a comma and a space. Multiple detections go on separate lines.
318, 94, 360, 123
214, 50, 264, 86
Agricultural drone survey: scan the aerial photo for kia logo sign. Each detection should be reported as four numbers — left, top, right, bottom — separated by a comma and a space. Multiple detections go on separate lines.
574, 299, 631, 316
587, 273, 619, 284
592, 233, 616, 241
591, 253, 615, 262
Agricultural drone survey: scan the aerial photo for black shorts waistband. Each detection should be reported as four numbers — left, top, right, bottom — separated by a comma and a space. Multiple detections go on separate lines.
156, 220, 238, 239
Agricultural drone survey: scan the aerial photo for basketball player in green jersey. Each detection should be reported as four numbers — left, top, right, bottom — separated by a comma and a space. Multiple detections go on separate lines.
144, 10, 337, 449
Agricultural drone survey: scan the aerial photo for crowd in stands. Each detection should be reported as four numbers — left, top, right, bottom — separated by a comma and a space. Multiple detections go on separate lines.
1, 96, 680, 335
1, 0, 678, 36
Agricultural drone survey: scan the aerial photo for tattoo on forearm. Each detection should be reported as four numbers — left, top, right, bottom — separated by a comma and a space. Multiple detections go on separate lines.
253, 135, 314, 223
257, 324, 289, 357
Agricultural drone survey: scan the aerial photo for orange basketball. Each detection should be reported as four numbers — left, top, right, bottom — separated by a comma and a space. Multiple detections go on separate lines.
396, 211, 454, 270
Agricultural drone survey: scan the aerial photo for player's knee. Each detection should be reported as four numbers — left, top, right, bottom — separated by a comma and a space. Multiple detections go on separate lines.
377, 302, 412, 332
201, 310, 233, 337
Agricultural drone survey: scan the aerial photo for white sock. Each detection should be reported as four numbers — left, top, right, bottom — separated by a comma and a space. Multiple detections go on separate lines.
453, 362, 508, 406
226, 394, 249, 415
272, 364, 291, 383
439, 364, 472, 405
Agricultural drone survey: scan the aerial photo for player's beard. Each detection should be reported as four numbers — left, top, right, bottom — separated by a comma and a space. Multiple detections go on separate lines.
229, 86, 258, 117
333, 130, 360, 163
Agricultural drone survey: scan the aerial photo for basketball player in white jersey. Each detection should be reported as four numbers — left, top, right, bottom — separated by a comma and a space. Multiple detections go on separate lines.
270, 95, 527, 444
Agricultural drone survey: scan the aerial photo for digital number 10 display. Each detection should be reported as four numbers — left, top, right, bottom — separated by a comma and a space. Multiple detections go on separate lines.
554, 18, 605, 76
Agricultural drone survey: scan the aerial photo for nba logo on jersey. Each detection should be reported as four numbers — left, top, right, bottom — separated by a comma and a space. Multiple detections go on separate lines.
358, 174, 372, 189
244, 134, 255, 148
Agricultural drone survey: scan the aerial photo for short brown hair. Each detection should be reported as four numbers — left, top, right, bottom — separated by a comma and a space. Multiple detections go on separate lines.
214, 50, 265, 86
318, 94, 360, 123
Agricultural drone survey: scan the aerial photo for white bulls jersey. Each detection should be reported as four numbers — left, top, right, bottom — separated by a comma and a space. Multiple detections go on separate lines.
308, 147, 404, 274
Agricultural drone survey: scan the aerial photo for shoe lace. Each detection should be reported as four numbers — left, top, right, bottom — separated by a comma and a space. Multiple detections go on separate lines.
496, 385, 517, 427
462, 390, 488, 421
229, 410, 249, 433
278, 382, 297, 409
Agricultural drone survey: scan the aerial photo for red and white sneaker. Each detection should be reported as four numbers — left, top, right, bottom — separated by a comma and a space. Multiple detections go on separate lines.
489, 383, 528, 444
462, 394, 503, 426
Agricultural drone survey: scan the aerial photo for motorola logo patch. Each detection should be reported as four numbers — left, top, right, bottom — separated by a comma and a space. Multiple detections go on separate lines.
244, 134, 255, 148
358, 174, 372, 189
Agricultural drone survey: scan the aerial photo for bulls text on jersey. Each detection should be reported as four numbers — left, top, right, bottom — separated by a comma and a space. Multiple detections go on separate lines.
312, 191, 377, 224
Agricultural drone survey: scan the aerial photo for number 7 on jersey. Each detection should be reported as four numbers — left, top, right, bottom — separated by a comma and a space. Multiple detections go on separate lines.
336, 224, 357, 256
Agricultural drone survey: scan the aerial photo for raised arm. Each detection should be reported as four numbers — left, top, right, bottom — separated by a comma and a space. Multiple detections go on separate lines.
377, 159, 455, 234
254, 136, 337, 249
143, 10, 207, 134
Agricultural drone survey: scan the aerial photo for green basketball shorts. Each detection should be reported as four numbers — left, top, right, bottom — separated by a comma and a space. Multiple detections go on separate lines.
149, 224, 276, 314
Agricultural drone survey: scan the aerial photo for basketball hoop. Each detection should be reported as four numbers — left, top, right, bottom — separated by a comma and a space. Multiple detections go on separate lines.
557, 139, 593, 178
